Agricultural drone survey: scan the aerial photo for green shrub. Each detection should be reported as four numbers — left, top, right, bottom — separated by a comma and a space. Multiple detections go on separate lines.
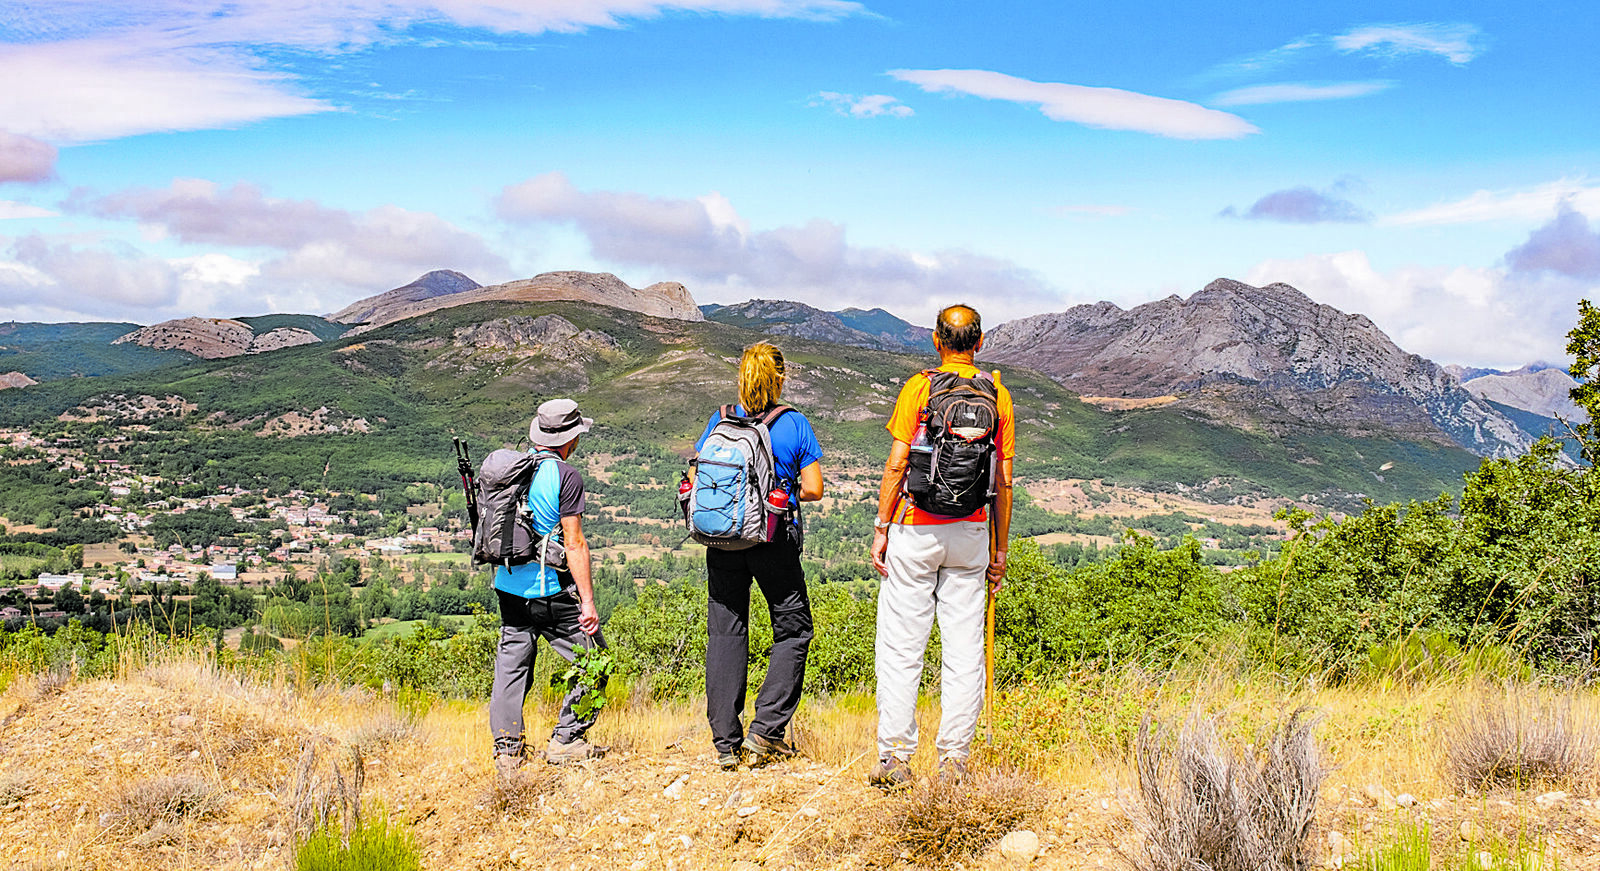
295, 810, 421, 871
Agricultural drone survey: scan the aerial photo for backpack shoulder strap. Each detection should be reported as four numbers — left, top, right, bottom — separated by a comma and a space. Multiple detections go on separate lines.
757, 404, 793, 428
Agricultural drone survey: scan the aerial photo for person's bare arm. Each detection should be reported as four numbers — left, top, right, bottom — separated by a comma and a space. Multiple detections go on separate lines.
870, 440, 910, 576
561, 514, 598, 635
797, 460, 823, 501
987, 457, 1013, 592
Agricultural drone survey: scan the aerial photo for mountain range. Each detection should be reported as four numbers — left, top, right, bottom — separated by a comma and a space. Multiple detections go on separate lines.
0, 268, 1578, 506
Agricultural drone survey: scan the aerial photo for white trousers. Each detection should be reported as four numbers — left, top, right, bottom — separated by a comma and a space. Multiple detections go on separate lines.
875, 520, 989, 762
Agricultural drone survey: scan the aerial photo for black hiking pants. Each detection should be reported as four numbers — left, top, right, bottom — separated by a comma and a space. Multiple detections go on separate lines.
705, 536, 813, 755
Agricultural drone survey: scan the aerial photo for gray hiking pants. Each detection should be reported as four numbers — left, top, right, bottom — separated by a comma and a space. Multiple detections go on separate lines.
490, 587, 606, 756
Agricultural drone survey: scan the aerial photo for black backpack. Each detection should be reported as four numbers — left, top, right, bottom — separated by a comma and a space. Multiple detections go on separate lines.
905, 369, 999, 517
471, 449, 567, 568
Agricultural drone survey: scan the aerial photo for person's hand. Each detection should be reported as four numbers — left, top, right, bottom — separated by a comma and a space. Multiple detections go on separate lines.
871, 529, 889, 576
578, 599, 600, 635
986, 551, 1007, 594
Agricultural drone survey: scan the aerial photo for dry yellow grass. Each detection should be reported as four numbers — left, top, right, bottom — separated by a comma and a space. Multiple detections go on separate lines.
2, 651, 1598, 870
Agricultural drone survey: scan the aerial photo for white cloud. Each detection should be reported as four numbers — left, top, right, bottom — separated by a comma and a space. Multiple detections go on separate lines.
890, 69, 1257, 140
812, 91, 914, 118
75, 179, 509, 281
1245, 249, 1590, 368
0, 131, 57, 182
1383, 180, 1600, 227
1334, 23, 1481, 65
0, 41, 333, 142
1212, 81, 1393, 107
495, 171, 1063, 323
1, 0, 868, 141
0, 200, 57, 220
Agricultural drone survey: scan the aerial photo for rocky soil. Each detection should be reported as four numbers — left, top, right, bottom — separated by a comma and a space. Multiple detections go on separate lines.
2, 666, 1596, 871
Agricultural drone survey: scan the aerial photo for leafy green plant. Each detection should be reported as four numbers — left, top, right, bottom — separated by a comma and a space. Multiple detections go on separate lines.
554, 643, 615, 719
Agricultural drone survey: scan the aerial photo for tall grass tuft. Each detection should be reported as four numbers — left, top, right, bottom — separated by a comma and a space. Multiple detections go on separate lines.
877, 771, 1047, 867
1125, 706, 1328, 871
109, 773, 228, 831
1444, 685, 1599, 791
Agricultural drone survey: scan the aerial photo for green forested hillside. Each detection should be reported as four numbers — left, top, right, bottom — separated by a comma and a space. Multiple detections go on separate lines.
0, 321, 195, 381
0, 299, 1480, 507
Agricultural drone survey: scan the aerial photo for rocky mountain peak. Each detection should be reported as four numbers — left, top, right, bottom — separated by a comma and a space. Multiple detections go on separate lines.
111, 319, 322, 360
981, 277, 1537, 458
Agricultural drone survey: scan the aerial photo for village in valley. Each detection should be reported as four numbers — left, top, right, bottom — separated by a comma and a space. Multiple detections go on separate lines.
0, 425, 468, 631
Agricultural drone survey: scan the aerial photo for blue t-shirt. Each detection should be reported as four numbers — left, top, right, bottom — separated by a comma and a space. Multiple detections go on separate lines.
695, 405, 823, 507
494, 452, 586, 600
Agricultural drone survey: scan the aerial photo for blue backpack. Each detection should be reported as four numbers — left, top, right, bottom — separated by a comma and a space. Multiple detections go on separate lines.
683, 404, 792, 550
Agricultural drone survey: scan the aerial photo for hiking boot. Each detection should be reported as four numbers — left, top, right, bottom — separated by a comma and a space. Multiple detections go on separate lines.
937, 757, 968, 786
545, 736, 604, 765
717, 750, 742, 771
743, 732, 797, 767
868, 756, 914, 790
493, 752, 524, 776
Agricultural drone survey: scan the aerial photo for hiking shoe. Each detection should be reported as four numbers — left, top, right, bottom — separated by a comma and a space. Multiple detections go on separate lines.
937, 757, 968, 786
717, 750, 742, 771
868, 756, 914, 790
493, 752, 524, 776
743, 732, 797, 767
545, 736, 604, 765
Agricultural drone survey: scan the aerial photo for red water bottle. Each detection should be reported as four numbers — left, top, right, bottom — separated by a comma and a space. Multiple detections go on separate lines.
677, 472, 692, 521
765, 488, 789, 541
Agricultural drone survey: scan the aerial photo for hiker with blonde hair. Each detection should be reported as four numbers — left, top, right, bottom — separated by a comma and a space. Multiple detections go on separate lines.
691, 341, 824, 770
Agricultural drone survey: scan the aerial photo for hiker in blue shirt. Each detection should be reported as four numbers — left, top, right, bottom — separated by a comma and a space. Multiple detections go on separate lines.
694, 342, 824, 770
489, 398, 606, 772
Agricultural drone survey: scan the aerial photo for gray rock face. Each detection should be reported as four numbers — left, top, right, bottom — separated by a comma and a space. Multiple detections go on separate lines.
1463, 367, 1585, 421
112, 319, 323, 359
0, 371, 37, 390
337, 270, 701, 335
452, 315, 620, 360
113, 317, 256, 359
981, 278, 1537, 457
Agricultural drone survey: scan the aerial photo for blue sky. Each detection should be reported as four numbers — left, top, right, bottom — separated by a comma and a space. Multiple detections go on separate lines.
0, 0, 1596, 368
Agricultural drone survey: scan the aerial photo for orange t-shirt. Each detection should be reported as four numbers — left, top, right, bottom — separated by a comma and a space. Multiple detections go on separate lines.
886, 362, 1015, 525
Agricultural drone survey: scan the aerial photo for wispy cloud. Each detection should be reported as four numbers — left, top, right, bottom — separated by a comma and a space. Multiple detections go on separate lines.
0, 0, 869, 141
1221, 186, 1371, 224
889, 69, 1257, 140
495, 171, 1063, 322
811, 92, 913, 118
1246, 249, 1586, 369
0, 131, 57, 182
1334, 23, 1481, 65
1506, 203, 1600, 279
1213, 80, 1393, 107
1382, 181, 1600, 226
0, 200, 57, 220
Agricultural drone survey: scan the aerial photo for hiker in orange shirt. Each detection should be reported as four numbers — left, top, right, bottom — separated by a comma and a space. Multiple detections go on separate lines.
867, 304, 1014, 788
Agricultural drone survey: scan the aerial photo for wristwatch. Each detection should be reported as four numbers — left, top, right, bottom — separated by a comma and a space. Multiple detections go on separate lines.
873, 518, 891, 530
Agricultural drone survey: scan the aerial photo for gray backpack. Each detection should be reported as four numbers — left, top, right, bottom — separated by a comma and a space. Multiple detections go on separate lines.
472, 449, 567, 568
684, 405, 792, 550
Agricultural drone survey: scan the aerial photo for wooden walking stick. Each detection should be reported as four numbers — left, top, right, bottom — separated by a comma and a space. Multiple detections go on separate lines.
985, 578, 996, 745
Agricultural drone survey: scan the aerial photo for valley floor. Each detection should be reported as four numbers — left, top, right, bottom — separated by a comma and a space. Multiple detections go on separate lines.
1, 662, 1596, 870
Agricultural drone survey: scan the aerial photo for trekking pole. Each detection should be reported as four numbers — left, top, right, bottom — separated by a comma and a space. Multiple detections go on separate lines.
453, 437, 479, 532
